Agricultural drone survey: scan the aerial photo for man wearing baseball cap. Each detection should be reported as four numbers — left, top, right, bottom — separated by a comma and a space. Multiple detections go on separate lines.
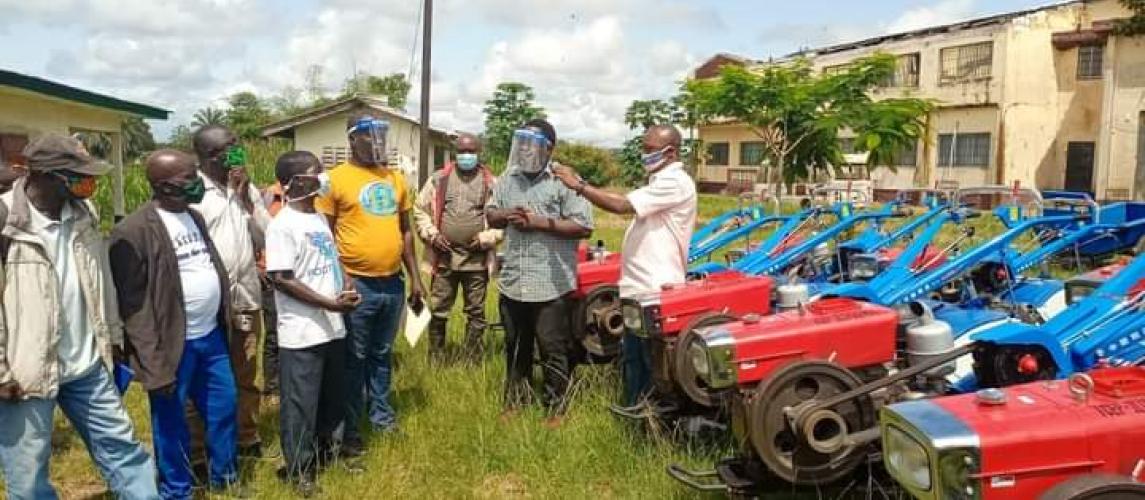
0, 134, 160, 499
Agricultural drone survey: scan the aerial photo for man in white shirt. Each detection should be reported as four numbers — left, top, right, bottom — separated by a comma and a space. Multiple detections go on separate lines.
553, 125, 697, 406
191, 125, 272, 459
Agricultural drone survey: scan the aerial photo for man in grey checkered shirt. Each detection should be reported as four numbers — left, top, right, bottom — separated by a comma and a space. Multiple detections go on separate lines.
486, 118, 593, 427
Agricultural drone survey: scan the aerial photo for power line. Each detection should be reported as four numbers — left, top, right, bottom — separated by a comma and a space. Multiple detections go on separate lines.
407, 0, 424, 85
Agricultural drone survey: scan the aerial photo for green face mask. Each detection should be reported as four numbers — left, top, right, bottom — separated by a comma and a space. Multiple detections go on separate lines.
224, 145, 247, 169
163, 176, 206, 204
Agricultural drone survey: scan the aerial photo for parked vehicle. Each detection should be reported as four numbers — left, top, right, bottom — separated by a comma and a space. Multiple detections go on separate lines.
669, 189, 1144, 491
881, 366, 1145, 500
616, 193, 946, 422
572, 194, 791, 360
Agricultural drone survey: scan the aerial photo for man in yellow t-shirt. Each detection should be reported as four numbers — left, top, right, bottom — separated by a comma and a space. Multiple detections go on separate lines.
315, 112, 426, 459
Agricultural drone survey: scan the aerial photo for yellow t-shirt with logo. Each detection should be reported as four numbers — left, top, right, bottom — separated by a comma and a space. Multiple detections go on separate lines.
316, 162, 412, 277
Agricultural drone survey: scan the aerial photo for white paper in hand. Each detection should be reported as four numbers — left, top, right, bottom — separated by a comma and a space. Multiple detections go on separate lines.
404, 300, 432, 347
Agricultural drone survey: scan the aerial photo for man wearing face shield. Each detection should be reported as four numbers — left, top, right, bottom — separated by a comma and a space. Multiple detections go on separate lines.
0, 134, 160, 499
486, 119, 594, 427
553, 125, 697, 408
413, 133, 501, 365
190, 125, 272, 462
316, 112, 427, 457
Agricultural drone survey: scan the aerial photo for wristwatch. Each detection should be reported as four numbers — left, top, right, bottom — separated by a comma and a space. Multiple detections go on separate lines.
576, 178, 587, 195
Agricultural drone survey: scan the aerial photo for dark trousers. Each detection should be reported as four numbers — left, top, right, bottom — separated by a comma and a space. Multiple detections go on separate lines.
429, 269, 489, 362
262, 286, 279, 394
279, 339, 346, 480
500, 295, 574, 415
621, 332, 654, 407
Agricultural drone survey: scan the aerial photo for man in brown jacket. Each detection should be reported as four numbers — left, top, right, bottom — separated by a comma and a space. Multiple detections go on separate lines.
109, 150, 241, 499
413, 133, 500, 364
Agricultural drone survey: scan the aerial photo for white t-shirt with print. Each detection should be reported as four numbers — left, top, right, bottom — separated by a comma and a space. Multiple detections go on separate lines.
265, 206, 346, 349
156, 208, 222, 340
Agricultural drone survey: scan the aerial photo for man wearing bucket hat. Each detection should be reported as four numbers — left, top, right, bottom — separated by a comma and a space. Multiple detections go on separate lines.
0, 134, 160, 499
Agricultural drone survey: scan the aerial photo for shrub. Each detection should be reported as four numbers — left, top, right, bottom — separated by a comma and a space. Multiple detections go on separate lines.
552, 141, 620, 187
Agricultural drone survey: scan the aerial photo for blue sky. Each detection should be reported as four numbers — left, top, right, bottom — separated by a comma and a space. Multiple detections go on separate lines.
0, 0, 1054, 146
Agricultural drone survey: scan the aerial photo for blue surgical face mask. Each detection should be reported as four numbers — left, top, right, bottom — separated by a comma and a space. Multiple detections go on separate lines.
457, 153, 479, 171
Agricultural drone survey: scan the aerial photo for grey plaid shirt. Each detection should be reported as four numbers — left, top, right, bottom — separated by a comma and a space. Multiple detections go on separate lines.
488, 167, 594, 303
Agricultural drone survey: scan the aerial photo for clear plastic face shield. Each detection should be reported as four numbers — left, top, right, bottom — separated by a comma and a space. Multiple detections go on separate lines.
347, 118, 391, 166
508, 128, 552, 174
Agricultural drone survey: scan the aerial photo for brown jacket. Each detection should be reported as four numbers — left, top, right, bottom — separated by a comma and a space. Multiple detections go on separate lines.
109, 201, 232, 391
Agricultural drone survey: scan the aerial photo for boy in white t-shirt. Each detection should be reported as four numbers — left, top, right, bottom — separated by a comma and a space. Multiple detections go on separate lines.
265, 151, 361, 496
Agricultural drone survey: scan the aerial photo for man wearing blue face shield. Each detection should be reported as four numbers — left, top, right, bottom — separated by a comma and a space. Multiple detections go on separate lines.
486, 119, 594, 428
413, 133, 501, 365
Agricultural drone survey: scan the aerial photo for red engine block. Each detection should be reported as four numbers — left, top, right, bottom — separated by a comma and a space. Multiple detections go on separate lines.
654, 271, 774, 338
574, 253, 623, 299
724, 299, 898, 386
901, 367, 1145, 499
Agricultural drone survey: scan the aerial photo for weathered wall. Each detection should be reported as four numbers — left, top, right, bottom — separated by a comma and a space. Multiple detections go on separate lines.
0, 87, 124, 136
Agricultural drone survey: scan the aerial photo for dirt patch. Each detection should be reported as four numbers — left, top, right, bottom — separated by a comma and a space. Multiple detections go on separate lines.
477, 473, 530, 499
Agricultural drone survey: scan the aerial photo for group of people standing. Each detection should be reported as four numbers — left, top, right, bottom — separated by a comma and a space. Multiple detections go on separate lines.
0, 111, 697, 499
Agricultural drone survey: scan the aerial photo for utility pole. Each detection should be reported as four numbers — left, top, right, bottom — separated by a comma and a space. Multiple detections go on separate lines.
417, 0, 433, 188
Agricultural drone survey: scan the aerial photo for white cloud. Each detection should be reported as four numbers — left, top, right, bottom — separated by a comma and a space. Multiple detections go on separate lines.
2, 0, 700, 145
886, 0, 977, 34
420, 15, 690, 146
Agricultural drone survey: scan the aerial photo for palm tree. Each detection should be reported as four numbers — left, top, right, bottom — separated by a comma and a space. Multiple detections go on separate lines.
192, 107, 226, 128
121, 117, 156, 162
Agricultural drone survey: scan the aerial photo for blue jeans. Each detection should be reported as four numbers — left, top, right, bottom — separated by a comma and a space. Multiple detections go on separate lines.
148, 328, 238, 499
0, 365, 159, 500
342, 275, 405, 448
622, 331, 653, 407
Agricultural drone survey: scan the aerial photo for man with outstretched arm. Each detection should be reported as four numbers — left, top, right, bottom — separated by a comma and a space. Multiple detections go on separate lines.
553, 125, 697, 408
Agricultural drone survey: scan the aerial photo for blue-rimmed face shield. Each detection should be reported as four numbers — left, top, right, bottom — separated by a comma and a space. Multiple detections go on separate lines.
347, 117, 391, 166
508, 128, 552, 174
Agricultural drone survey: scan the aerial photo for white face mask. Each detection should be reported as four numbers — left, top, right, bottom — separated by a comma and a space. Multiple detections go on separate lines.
286, 172, 331, 202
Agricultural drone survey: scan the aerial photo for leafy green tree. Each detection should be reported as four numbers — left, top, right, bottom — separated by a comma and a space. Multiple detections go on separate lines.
121, 117, 156, 162
192, 107, 226, 128
224, 91, 272, 141
481, 82, 546, 170
686, 53, 932, 193
616, 97, 705, 186
624, 100, 677, 129
165, 125, 194, 151
553, 141, 620, 187
342, 72, 412, 110
1116, 0, 1145, 35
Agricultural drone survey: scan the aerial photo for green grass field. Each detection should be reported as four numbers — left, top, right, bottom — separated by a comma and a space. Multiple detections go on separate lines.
40, 188, 742, 500
29, 171, 1092, 499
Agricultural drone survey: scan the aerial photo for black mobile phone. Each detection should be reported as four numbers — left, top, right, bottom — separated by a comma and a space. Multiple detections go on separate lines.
408, 294, 425, 315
